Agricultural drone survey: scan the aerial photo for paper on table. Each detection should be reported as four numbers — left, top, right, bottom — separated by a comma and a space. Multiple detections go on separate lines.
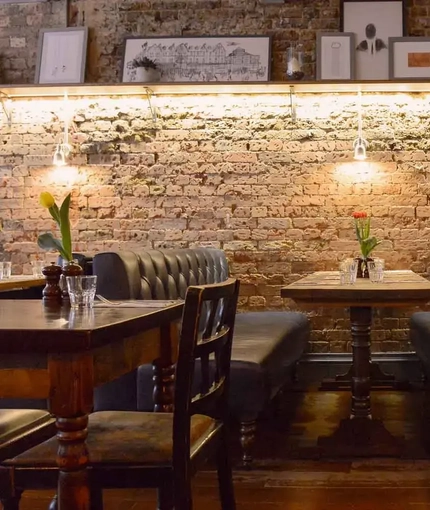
94, 300, 180, 308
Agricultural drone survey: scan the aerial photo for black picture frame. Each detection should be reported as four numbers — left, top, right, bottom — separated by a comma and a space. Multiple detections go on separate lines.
340, 0, 407, 80
121, 35, 272, 83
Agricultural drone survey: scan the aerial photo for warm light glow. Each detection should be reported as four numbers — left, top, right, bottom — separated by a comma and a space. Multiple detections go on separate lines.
50, 166, 81, 187
334, 161, 375, 184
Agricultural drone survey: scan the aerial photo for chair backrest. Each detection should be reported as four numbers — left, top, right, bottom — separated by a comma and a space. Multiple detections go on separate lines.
172, 277, 240, 465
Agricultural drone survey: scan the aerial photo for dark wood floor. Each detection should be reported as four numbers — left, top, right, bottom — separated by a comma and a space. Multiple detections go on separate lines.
17, 388, 430, 509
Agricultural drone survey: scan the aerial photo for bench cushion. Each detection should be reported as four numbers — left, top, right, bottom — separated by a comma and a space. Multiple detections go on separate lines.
133, 311, 309, 422
410, 312, 430, 377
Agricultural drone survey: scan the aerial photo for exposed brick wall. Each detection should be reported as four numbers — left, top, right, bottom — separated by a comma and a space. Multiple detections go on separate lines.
1, 0, 430, 84
1, 1, 430, 353
1, 91, 429, 353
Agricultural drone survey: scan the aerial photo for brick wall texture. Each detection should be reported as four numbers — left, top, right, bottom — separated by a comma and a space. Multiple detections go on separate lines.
1, 1, 430, 353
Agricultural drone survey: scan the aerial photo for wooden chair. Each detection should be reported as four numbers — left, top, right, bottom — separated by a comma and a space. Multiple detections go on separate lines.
0, 409, 55, 510
0, 277, 240, 510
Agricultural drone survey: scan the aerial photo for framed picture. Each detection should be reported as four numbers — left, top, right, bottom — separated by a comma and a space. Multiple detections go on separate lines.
121, 36, 271, 83
316, 32, 355, 80
35, 27, 88, 84
340, 0, 406, 80
389, 37, 430, 80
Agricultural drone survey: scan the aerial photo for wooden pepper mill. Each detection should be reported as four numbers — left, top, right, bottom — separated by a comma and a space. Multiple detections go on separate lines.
61, 260, 84, 304
42, 262, 62, 306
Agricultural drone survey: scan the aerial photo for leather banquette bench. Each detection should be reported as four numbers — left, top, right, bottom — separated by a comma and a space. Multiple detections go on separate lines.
410, 312, 430, 381
92, 247, 310, 464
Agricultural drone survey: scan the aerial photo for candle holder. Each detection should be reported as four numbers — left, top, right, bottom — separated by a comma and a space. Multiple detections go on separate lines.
286, 43, 304, 81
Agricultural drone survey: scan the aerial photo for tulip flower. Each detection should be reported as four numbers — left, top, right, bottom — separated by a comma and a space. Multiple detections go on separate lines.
352, 211, 381, 259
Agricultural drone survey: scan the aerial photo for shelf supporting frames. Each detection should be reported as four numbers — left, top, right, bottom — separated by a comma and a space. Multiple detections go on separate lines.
0, 92, 12, 126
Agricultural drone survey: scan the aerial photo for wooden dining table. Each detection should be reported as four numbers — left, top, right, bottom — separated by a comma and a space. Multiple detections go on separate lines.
281, 270, 430, 456
0, 275, 45, 294
0, 299, 183, 510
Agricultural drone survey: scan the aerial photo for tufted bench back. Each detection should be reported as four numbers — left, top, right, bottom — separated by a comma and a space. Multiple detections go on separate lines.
92, 248, 229, 301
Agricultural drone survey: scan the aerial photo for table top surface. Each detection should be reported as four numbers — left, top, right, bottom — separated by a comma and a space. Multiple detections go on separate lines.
0, 275, 45, 291
0, 299, 184, 353
281, 270, 430, 307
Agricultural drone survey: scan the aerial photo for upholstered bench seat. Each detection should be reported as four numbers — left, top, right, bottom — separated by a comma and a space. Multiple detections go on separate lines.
410, 312, 430, 379
92, 248, 309, 464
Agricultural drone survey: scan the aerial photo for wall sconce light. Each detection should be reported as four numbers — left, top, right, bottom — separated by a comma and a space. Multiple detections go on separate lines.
53, 94, 72, 167
353, 90, 368, 161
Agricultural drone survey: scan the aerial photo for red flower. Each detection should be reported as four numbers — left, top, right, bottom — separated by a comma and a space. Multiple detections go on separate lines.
352, 211, 367, 219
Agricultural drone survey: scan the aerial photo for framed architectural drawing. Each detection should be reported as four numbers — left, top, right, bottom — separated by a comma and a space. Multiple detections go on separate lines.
340, 0, 406, 80
121, 36, 271, 83
35, 27, 88, 84
316, 32, 355, 80
389, 37, 430, 80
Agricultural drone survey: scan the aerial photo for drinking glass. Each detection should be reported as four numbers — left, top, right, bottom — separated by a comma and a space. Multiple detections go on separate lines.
339, 258, 358, 285
31, 260, 45, 277
368, 259, 384, 283
66, 275, 98, 309
0, 262, 12, 279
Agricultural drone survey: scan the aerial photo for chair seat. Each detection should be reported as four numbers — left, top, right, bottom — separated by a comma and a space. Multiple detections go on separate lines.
0, 410, 53, 446
6, 411, 216, 467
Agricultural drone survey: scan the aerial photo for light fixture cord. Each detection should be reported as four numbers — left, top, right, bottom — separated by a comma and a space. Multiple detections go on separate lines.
357, 90, 363, 140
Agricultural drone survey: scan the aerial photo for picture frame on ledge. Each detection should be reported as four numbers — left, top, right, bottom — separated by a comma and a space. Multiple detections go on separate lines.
389, 37, 430, 80
121, 35, 271, 83
316, 32, 355, 80
35, 27, 88, 84
340, 0, 406, 80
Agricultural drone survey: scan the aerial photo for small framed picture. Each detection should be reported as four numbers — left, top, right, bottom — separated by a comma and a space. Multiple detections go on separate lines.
121, 35, 271, 83
340, 0, 406, 80
389, 37, 430, 80
316, 33, 355, 80
35, 27, 89, 84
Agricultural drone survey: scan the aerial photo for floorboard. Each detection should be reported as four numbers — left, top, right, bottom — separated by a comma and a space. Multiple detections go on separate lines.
15, 389, 430, 509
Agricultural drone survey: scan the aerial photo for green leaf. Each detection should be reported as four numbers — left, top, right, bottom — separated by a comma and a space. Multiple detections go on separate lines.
37, 232, 68, 261
59, 193, 72, 262
360, 236, 381, 258
49, 203, 61, 226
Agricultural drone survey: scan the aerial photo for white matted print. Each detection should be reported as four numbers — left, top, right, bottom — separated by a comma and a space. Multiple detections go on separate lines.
341, 0, 405, 80
317, 33, 355, 80
122, 36, 271, 83
389, 37, 430, 79
35, 28, 88, 84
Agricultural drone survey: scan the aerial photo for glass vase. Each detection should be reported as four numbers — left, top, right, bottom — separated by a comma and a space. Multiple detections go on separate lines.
355, 257, 373, 279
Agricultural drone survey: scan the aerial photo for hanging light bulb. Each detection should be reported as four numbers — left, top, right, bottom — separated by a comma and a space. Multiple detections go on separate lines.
53, 144, 66, 166
353, 90, 368, 161
353, 137, 367, 161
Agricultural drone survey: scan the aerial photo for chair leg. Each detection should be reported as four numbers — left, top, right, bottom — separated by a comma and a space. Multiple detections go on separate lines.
90, 486, 103, 510
239, 420, 257, 467
1, 490, 23, 510
216, 428, 236, 510
157, 479, 174, 510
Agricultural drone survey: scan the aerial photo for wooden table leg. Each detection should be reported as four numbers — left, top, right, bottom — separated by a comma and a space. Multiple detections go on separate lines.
318, 305, 404, 456
350, 305, 372, 418
153, 323, 177, 412
48, 353, 94, 510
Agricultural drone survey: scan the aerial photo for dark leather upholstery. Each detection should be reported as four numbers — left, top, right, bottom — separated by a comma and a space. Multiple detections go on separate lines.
92, 248, 309, 426
0, 409, 55, 462
410, 312, 430, 379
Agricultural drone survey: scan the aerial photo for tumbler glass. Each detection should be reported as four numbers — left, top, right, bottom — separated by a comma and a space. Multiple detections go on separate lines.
66, 275, 98, 309
339, 258, 358, 285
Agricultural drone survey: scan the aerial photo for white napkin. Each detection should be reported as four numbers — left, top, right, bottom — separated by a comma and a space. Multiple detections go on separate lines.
94, 300, 180, 308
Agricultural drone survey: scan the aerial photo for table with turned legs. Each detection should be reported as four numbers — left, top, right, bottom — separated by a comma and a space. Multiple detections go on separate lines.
281, 270, 430, 456
0, 299, 182, 510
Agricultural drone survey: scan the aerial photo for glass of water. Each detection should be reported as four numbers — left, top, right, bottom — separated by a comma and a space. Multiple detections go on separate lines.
339, 258, 358, 285
66, 275, 98, 309
368, 259, 384, 283
0, 262, 12, 279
